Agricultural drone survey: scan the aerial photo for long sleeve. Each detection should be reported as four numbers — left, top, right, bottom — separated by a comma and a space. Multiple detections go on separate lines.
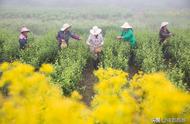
160, 31, 170, 37
122, 30, 132, 41
86, 35, 91, 45
56, 32, 62, 43
121, 29, 136, 47
70, 32, 80, 40
160, 29, 171, 37
99, 34, 104, 45
159, 29, 171, 43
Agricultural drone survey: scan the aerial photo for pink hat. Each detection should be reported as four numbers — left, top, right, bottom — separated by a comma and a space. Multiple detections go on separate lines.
20, 27, 30, 33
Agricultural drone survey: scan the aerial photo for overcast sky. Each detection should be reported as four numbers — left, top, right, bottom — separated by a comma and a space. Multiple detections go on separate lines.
0, 0, 189, 9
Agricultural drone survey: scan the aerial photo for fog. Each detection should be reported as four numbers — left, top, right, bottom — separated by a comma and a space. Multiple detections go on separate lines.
0, 0, 189, 9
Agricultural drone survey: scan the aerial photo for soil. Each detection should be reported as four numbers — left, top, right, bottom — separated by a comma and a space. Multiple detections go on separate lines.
78, 59, 98, 106
78, 58, 139, 106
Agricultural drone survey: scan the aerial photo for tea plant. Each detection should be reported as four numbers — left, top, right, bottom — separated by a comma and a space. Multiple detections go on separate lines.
135, 31, 165, 73
100, 31, 130, 71
167, 29, 190, 87
19, 32, 58, 68
51, 41, 90, 95
0, 30, 19, 62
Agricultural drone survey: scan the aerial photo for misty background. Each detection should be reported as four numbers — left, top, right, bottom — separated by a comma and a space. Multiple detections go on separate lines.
0, 0, 189, 9
0, 0, 189, 34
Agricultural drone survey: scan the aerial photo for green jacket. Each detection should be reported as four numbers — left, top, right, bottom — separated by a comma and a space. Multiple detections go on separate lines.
121, 29, 136, 47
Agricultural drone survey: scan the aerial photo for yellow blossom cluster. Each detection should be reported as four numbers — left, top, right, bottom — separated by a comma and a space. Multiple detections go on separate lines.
92, 69, 190, 124
39, 64, 54, 74
0, 62, 91, 124
92, 68, 137, 124
130, 72, 190, 123
0, 63, 190, 124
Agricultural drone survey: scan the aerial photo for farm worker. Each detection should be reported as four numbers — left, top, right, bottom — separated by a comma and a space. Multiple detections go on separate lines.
159, 22, 173, 60
159, 22, 173, 44
56, 23, 80, 48
117, 22, 136, 48
19, 26, 30, 49
86, 26, 104, 69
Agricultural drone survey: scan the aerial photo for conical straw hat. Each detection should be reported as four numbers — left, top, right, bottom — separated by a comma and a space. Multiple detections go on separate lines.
121, 22, 133, 29
160, 22, 169, 29
90, 26, 102, 35
61, 23, 72, 31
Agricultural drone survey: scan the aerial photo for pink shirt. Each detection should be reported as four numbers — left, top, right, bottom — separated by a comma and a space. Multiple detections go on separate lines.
19, 34, 27, 40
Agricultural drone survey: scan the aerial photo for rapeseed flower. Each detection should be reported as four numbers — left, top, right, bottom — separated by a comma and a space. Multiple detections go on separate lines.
0, 63, 190, 124
39, 64, 54, 73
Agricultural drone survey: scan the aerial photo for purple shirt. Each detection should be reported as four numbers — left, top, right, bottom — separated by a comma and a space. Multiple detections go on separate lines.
56, 31, 80, 44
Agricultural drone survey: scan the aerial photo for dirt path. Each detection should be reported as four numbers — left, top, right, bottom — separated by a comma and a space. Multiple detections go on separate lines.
78, 58, 140, 106
128, 64, 139, 79
0, 59, 3, 64
78, 59, 98, 106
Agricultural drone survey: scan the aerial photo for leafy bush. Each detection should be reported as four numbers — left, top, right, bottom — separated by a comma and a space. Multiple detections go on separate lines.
19, 32, 58, 68
100, 31, 130, 71
0, 34, 5, 61
167, 30, 190, 86
0, 29, 189, 90
135, 31, 165, 73
167, 66, 187, 90
0, 30, 19, 61
51, 41, 90, 94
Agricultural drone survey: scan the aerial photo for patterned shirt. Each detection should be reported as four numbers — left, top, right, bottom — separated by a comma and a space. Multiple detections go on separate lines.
86, 34, 104, 47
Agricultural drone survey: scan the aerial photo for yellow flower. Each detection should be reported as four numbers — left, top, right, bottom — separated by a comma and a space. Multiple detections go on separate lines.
39, 64, 54, 73
71, 91, 82, 100
0, 62, 9, 71
0, 62, 190, 124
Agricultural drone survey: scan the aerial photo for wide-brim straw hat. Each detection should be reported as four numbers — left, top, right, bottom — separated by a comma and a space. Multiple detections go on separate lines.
160, 22, 169, 29
20, 27, 30, 33
121, 22, 133, 29
61, 23, 72, 31
90, 26, 102, 35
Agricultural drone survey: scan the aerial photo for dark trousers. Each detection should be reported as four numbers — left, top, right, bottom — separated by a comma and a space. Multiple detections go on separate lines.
93, 53, 101, 70
162, 44, 171, 60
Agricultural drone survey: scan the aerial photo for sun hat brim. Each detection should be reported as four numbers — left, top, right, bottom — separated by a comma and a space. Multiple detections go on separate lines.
160, 22, 169, 29
21, 30, 30, 33
120, 22, 133, 29
90, 29, 102, 35
121, 26, 132, 29
60, 24, 72, 31
21, 29, 30, 33
120, 25, 133, 29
